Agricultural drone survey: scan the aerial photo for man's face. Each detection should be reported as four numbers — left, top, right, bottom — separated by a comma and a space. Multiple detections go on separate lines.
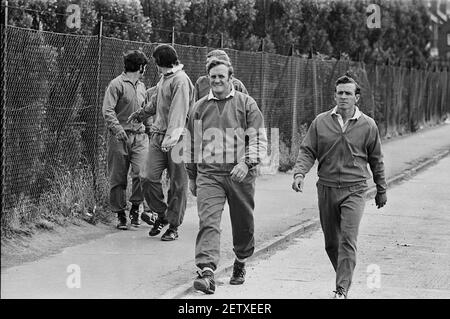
334, 83, 359, 110
209, 64, 231, 96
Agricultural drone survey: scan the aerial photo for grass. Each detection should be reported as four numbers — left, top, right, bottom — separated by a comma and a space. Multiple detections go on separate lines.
1, 166, 112, 239
278, 123, 308, 172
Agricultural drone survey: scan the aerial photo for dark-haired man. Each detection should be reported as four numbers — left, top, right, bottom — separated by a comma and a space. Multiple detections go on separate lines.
187, 58, 267, 294
292, 75, 387, 299
129, 44, 194, 241
102, 50, 149, 229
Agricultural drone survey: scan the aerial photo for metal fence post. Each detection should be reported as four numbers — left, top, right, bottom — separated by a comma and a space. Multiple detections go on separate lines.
93, 16, 103, 195
291, 56, 299, 146
2, 1, 8, 212
172, 26, 175, 46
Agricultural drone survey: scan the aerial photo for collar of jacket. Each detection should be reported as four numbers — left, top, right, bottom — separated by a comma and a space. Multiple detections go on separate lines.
331, 105, 362, 120
207, 85, 236, 101
163, 64, 184, 76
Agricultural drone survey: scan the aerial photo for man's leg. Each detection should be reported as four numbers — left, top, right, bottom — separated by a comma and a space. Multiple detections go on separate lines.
193, 174, 226, 294
335, 183, 366, 295
140, 133, 168, 215
226, 171, 256, 267
162, 140, 188, 236
140, 133, 169, 236
129, 133, 149, 226
317, 183, 341, 271
107, 134, 130, 229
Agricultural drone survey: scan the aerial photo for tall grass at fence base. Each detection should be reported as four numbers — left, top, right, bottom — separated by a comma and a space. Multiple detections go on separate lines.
1, 166, 112, 239
278, 124, 308, 172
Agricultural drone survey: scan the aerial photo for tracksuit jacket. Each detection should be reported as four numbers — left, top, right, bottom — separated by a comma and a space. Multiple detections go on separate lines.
293, 107, 387, 193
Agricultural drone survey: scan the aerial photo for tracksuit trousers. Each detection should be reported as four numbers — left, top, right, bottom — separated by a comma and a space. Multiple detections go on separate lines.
317, 181, 367, 293
140, 132, 188, 228
107, 131, 149, 213
195, 170, 257, 271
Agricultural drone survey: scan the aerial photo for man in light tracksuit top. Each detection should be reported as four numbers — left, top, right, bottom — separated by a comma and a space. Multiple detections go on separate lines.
292, 74, 387, 299
186, 58, 267, 295
128, 44, 194, 241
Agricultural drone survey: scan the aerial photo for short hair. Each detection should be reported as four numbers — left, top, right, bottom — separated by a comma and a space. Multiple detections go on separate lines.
123, 50, 149, 72
335, 75, 361, 95
206, 49, 231, 62
152, 44, 179, 68
207, 58, 233, 77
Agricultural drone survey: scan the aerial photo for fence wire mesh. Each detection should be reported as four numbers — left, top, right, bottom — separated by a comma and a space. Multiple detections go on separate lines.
2, 26, 450, 214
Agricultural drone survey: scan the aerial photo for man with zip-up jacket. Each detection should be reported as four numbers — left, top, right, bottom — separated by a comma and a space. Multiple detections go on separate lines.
292, 74, 387, 299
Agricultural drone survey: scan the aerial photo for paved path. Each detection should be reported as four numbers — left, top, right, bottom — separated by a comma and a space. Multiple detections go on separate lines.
184, 156, 450, 299
2, 124, 450, 298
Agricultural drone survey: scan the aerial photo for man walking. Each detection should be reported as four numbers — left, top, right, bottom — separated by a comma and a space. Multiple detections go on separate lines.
102, 50, 149, 229
129, 44, 194, 241
194, 49, 248, 101
186, 58, 267, 294
292, 74, 387, 298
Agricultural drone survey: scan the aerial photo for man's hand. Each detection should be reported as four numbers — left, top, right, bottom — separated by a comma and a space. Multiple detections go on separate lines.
127, 110, 143, 124
230, 162, 248, 183
189, 179, 197, 197
115, 130, 128, 142
292, 175, 304, 192
375, 192, 387, 209
161, 139, 177, 152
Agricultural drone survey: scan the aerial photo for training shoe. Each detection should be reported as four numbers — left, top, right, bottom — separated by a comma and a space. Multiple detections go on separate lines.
161, 227, 179, 241
129, 206, 140, 227
116, 212, 128, 230
148, 216, 169, 236
229, 260, 246, 285
332, 287, 347, 299
141, 211, 157, 226
193, 269, 215, 294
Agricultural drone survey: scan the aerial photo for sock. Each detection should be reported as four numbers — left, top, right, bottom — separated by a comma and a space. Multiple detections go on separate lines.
202, 267, 214, 274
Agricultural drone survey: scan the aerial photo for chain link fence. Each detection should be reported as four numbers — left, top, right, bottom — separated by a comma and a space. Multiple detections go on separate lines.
2, 25, 450, 217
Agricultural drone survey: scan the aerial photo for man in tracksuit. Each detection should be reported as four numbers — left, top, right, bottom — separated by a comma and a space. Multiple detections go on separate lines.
292, 75, 387, 299
102, 50, 149, 230
129, 44, 194, 241
194, 49, 248, 101
186, 58, 267, 294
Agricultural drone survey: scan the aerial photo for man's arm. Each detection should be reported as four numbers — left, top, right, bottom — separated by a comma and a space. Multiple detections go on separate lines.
367, 122, 387, 208
241, 99, 267, 166
292, 119, 318, 178
162, 78, 192, 148
102, 81, 124, 135
185, 105, 198, 182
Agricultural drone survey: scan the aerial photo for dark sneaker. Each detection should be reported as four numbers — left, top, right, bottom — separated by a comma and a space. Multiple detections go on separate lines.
116, 212, 128, 230
332, 287, 347, 299
229, 260, 246, 285
161, 227, 178, 241
129, 206, 140, 227
193, 269, 215, 294
148, 216, 169, 236
141, 211, 157, 226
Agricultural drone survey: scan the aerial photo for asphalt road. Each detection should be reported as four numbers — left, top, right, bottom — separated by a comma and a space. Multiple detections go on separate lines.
184, 155, 450, 299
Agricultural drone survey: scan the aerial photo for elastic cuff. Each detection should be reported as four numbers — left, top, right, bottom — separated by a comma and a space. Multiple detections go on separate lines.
294, 172, 304, 179
197, 263, 216, 272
